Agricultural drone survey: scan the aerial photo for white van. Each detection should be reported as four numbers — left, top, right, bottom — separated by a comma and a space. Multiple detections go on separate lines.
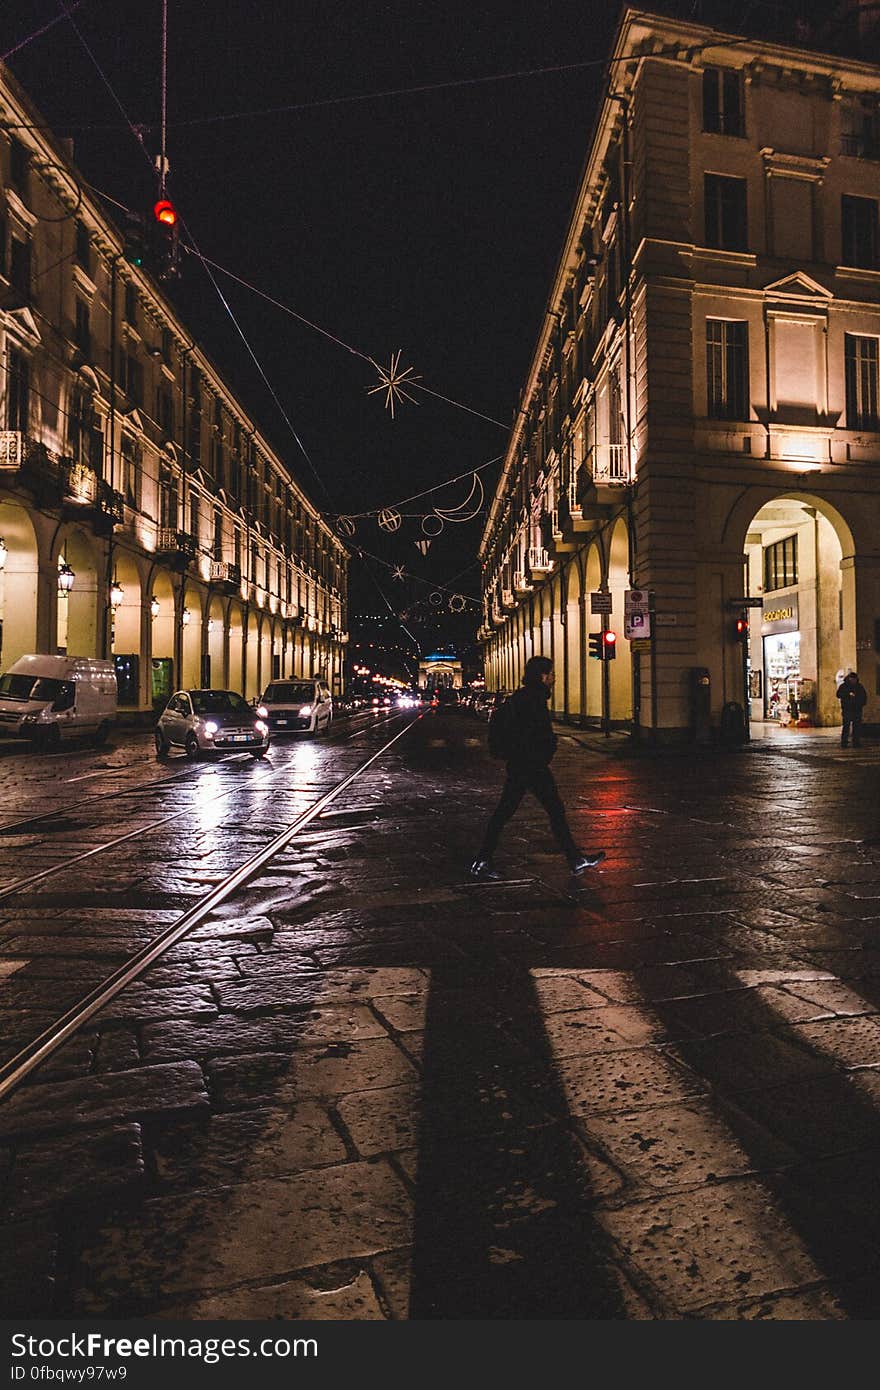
258, 678, 333, 735
0, 654, 117, 748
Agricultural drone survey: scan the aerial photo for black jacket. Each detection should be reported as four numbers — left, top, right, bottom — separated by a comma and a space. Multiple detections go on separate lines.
837, 680, 867, 715
507, 682, 557, 767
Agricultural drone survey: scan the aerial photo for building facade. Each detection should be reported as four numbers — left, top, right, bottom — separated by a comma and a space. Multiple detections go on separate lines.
0, 66, 347, 713
479, 6, 880, 739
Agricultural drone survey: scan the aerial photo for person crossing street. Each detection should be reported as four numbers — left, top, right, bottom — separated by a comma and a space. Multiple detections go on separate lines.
471, 655, 605, 880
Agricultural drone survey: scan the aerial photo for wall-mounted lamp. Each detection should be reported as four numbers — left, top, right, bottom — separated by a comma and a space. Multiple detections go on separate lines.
150, 596, 160, 620
181, 606, 191, 626
0, 538, 7, 571
110, 577, 124, 610
207, 618, 215, 633
57, 560, 75, 594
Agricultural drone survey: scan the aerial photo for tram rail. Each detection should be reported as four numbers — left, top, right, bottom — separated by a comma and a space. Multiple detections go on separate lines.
0, 714, 419, 1101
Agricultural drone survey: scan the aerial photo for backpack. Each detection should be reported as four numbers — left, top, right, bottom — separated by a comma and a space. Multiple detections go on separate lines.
487, 696, 515, 759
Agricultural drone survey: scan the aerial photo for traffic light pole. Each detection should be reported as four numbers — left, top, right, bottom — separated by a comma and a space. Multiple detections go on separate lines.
601, 616, 610, 738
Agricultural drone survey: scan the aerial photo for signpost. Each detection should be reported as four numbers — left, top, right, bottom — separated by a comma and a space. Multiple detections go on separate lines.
590, 591, 612, 614
624, 589, 651, 640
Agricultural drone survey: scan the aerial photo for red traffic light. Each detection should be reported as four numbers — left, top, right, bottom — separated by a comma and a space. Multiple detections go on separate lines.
735, 616, 748, 637
153, 199, 178, 228
603, 630, 617, 646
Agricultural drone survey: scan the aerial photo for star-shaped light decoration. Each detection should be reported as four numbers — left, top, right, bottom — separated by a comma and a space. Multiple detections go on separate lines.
392, 564, 406, 582
367, 350, 421, 419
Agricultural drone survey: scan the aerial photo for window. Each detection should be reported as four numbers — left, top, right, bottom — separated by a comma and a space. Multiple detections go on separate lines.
189, 493, 200, 540
706, 319, 749, 419
704, 174, 748, 251
213, 508, 223, 559
75, 222, 91, 272
841, 194, 879, 268
845, 333, 879, 429
703, 68, 744, 137
763, 535, 798, 592
9, 139, 28, 192
122, 433, 142, 508
156, 387, 174, 437
124, 281, 137, 327
75, 300, 90, 355
6, 347, 29, 432
161, 327, 172, 364
9, 237, 31, 299
119, 351, 143, 406
841, 100, 879, 159
69, 387, 103, 470
159, 466, 179, 530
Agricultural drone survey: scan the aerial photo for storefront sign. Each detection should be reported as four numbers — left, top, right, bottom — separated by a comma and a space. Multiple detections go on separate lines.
762, 596, 798, 635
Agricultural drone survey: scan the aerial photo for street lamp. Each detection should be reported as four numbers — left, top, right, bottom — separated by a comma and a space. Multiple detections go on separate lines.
110, 577, 124, 610
181, 606, 191, 626
150, 596, 160, 620
0, 538, 7, 571
57, 560, 75, 594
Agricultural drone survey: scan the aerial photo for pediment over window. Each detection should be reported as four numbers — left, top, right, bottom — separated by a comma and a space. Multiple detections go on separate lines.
763, 271, 833, 300
1, 305, 41, 346
123, 407, 146, 432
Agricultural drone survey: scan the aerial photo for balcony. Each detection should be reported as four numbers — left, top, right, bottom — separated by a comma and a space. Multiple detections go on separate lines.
0, 431, 64, 507
501, 588, 516, 612
592, 442, 628, 484
156, 527, 197, 570
209, 559, 242, 594
513, 569, 532, 594
527, 546, 553, 577
491, 604, 504, 627
542, 507, 575, 555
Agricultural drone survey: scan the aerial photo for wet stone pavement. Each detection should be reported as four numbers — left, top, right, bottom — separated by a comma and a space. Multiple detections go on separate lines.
2, 711, 880, 1319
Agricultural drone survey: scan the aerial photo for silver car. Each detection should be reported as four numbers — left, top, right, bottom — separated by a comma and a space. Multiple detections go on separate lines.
155, 689, 270, 760
257, 679, 333, 735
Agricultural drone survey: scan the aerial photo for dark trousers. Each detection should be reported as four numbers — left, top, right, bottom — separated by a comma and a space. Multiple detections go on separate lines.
842, 716, 862, 746
479, 762, 578, 862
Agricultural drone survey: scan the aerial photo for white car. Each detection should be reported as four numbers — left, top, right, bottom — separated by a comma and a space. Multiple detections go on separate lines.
258, 679, 333, 735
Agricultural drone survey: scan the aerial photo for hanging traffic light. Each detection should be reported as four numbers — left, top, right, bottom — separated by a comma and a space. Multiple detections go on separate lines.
122, 209, 147, 267
151, 198, 180, 281
734, 614, 749, 643
588, 632, 603, 660
603, 630, 617, 661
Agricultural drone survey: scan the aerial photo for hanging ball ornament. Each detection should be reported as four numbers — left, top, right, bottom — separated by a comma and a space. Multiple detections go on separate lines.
421, 513, 444, 536
336, 515, 356, 538
430, 591, 443, 607
378, 508, 402, 533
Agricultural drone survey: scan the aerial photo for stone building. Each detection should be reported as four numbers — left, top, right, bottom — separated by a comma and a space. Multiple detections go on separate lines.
0, 64, 347, 714
479, 5, 880, 738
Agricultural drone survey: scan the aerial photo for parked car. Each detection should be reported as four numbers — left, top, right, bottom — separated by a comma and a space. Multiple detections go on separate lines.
0, 654, 117, 748
257, 678, 333, 735
155, 689, 269, 760
474, 690, 508, 721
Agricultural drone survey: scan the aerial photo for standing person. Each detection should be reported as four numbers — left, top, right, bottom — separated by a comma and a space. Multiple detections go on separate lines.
837, 670, 867, 748
471, 655, 605, 880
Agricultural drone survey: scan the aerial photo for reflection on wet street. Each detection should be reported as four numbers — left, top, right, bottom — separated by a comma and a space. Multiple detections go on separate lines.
2, 711, 880, 1318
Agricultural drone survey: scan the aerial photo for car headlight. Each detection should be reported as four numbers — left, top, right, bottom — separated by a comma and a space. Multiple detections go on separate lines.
255, 719, 268, 735
257, 705, 268, 718
299, 705, 312, 717
203, 720, 218, 736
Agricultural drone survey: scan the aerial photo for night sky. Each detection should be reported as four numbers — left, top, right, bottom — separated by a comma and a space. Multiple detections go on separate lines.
2, 0, 853, 657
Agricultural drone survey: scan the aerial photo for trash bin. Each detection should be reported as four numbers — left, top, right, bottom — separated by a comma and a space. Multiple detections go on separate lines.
690, 667, 711, 743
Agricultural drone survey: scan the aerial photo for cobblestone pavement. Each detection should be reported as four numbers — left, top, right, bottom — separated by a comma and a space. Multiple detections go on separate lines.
2, 711, 880, 1320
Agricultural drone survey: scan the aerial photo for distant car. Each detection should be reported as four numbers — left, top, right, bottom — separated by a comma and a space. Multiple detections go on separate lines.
155, 689, 269, 760
257, 678, 333, 735
475, 690, 508, 721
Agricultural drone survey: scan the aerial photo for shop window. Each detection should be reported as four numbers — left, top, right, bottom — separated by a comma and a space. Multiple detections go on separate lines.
704, 174, 748, 251
703, 68, 744, 137
841, 194, 879, 268
707, 319, 749, 419
845, 333, 879, 429
763, 534, 798, 592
